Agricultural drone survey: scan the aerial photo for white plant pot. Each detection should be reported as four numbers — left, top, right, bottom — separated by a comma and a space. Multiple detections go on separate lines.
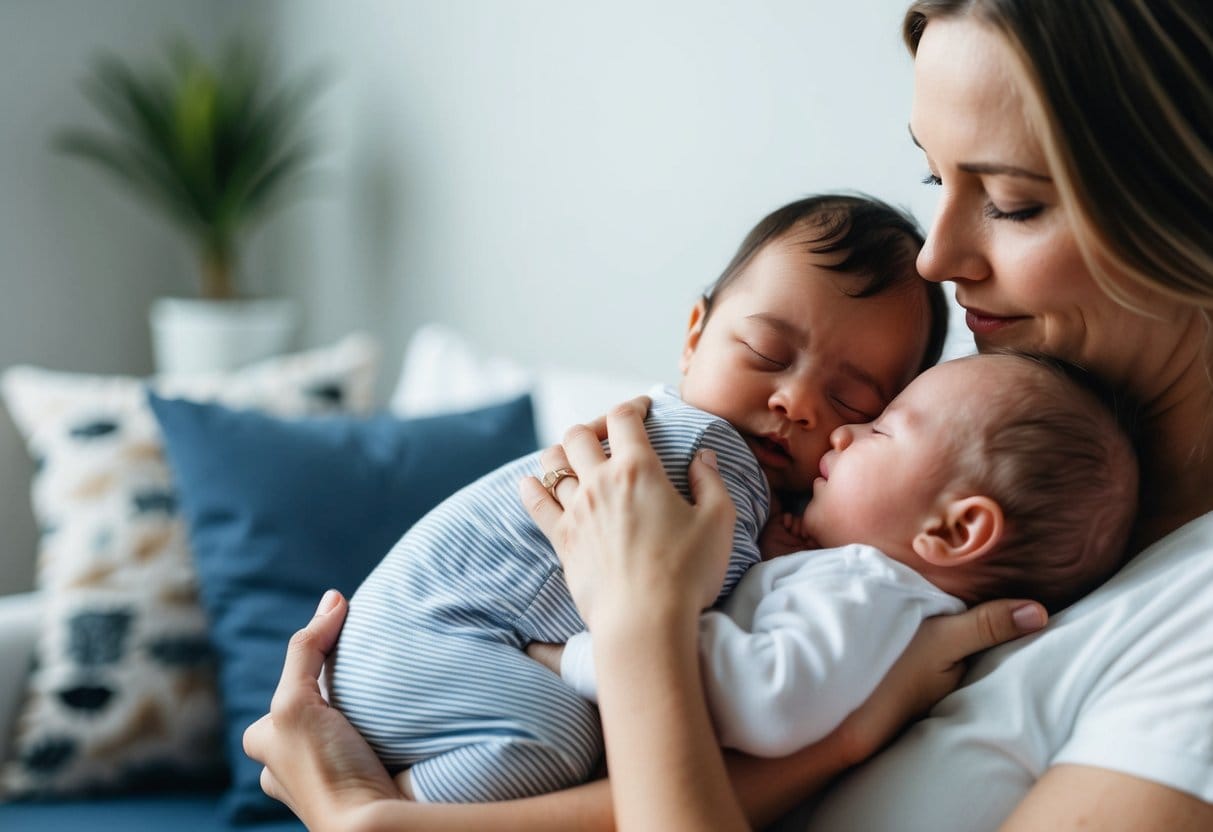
150, 297, 299, 375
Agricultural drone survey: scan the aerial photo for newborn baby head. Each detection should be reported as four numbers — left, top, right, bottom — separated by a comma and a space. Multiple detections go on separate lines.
802, 352, 1138, 612
679, 193, 948, 494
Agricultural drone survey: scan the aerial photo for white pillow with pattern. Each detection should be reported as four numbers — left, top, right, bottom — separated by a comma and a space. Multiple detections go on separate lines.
0, 334, 378, 798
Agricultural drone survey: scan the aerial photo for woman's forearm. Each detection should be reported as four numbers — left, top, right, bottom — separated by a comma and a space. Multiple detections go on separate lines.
724, 738, 849, 828
332, 694, 871, 832
593, 606, 750, 832
345, 781, 616, 832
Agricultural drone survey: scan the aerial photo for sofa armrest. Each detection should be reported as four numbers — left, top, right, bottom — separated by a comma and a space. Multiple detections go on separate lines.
0, 591, 40, 766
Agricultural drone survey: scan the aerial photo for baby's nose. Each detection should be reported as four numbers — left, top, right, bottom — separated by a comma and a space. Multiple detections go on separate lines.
829, 424, 853, 450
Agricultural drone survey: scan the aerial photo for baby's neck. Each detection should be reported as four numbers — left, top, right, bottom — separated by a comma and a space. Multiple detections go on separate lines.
875, 543, 977, 603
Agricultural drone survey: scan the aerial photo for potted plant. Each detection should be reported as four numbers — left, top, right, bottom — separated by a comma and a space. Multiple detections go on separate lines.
56, 37, 327, 374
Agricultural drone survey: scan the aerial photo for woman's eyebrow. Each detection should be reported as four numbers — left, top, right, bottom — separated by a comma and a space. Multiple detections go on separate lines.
907, 124, 1052, 182
958, 161, 1052, 182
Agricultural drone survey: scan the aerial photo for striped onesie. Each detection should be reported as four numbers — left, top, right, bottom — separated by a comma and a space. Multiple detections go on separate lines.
329, 387, 769, 803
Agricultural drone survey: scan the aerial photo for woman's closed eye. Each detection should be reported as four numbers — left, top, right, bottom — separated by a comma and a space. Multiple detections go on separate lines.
921, 171, 1043, 223
983, 202, 1042, 222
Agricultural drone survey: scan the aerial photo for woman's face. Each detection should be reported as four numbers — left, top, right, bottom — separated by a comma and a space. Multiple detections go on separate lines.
909, 18, 1177, 390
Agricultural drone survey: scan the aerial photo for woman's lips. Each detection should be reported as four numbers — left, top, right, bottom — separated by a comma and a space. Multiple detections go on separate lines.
964, 307, 1029, 336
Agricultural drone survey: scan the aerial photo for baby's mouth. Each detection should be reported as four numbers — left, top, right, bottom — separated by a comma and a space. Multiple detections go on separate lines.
749, 434, 792, 468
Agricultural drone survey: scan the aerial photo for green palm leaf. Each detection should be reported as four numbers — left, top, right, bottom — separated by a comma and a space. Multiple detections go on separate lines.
54, 36, 327, 299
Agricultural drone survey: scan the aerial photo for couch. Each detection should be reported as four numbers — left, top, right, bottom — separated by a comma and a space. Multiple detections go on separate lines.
0, 325, 653, 830
0, 590, 301, 831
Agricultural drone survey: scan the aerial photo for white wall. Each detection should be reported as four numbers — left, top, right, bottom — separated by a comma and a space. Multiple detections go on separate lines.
250, 0, 963, 380
0, 1, 968, 594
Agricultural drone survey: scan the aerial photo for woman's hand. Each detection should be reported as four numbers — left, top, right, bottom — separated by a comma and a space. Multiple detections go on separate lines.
243, 591, 401, 830
520, 397, 736, 631
521, 397, 751, 831
832, 598, 1048, 765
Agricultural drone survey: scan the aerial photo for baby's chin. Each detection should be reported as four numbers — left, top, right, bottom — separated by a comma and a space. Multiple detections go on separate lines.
767, 483, 814, 515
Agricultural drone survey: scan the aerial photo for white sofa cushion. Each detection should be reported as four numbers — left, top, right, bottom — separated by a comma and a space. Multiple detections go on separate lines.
392, 323, 660, 447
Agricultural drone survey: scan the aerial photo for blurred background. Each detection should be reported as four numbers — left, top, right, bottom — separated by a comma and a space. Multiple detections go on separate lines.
0, 0, 963, 595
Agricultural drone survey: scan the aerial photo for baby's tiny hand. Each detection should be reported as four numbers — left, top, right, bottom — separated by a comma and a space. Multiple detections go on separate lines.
760, 512, 813, 560
525, 641, 565, 675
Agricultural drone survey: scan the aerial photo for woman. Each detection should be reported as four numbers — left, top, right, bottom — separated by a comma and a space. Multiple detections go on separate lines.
245, 0, 1213, 828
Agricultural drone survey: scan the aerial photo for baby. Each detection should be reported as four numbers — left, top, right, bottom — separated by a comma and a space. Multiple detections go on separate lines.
557, 352, 1139, 756
328, 193, 946, 803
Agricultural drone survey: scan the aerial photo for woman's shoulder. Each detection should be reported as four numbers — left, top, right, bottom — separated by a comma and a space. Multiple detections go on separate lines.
1046, 506, 1213, 625
965, 507, 1213, 694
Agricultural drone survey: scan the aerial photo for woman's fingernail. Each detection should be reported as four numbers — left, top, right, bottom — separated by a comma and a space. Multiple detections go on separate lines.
1012, 603, 1046, 632
316, 589, 340, 616
699, 449, 718, 470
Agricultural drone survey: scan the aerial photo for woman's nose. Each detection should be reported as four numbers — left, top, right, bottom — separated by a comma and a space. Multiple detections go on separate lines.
918, 192, 991, 284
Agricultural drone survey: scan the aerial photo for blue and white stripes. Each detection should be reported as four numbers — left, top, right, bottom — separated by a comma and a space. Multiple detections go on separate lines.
329, 388, 769, 802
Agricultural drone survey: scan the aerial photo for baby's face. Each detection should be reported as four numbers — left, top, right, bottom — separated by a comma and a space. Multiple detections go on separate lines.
679, 237, 930, 493
800, 358, 989, 558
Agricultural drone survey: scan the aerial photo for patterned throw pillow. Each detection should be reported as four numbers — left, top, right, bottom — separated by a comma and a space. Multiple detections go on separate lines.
0, 335, 378, 798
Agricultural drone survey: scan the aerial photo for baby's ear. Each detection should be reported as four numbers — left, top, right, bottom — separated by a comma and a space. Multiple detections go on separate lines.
679, 298, 709, 375
913, 496, 1004, 568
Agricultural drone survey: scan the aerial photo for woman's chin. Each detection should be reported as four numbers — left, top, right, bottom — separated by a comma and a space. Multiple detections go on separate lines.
972, 322, 1036, 353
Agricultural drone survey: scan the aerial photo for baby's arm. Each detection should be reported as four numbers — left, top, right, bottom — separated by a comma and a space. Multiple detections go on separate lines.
559, 632, 596, 700
700, 549, 966, 757
558, 549, 964, 736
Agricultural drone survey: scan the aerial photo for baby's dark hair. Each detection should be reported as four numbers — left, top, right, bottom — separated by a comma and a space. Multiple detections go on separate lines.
952, 353, 1140, 613
702, 193, 947, 373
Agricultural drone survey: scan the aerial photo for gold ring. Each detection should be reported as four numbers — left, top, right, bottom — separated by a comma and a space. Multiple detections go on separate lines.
540, 467, 577, 498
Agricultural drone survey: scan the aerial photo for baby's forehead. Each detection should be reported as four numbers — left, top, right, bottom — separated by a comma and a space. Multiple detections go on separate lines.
892, 357, 1027, 428
912, 354, 1095, 437
924, 354, 1031, 391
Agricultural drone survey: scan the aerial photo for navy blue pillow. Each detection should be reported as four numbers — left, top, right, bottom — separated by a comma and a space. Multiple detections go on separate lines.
149, 393, 537, 823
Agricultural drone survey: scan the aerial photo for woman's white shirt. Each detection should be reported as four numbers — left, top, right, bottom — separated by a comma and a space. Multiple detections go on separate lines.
781, 509, 1213, 831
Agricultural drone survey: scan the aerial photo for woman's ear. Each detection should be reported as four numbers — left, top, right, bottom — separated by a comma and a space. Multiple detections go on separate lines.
679, 298, 709, 375
913, 496, 1004, 568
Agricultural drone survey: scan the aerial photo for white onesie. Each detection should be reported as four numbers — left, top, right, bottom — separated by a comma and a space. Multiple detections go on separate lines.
560, 543, 964, 756
776, 509, 1213, 830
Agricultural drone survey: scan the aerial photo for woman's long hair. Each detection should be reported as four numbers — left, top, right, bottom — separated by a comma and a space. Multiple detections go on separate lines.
903, 1, 1213, 314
